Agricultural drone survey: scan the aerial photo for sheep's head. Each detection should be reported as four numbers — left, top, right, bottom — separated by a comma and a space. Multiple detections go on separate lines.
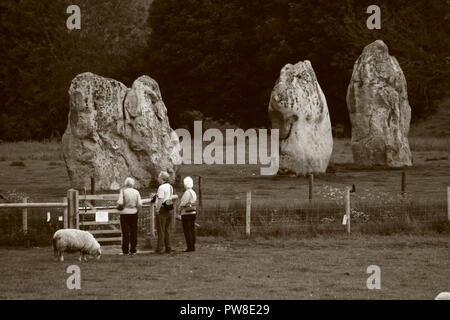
90, 244, 101, 260
94, 247, 101, 260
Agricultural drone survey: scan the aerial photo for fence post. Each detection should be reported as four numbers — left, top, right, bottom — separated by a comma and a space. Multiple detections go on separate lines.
447, 186, 450, 222
67, 190, 73, 228
149, 203, 155, 238
198, 176, 203, 213
401, 171, 406, 197
67, 189, 79, 229
75, 190, 79, 229
91, 176, 96, 206
246, 191, 251, 237
172, 199, 177, 233
91, 176, 96, 195
308, 174, 314, 202
63, 197, 68, 229
344, 187, 351, 234
22, 197, 28, 235
22, 197, 29, 247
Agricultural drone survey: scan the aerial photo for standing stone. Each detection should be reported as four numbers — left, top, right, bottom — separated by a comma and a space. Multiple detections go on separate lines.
268, 60, 333, 175
347, 40, 412, 167
62, 72, 181, 190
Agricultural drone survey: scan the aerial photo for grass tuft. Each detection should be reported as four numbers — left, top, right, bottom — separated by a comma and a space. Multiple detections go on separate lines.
10, 161, 25, 167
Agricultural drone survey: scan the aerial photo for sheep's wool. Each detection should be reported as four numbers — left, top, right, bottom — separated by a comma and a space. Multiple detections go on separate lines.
53, 229, 100, 254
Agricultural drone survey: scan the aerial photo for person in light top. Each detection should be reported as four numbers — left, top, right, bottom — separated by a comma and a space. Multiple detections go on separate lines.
117, 177, 142, 256
178, 176, 197, 252
154, 171, 175, 254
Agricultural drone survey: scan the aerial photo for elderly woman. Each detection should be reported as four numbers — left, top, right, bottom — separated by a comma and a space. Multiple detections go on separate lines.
179, 176, 197, 252
117, 177, 142, 256
154, 171, 175, 254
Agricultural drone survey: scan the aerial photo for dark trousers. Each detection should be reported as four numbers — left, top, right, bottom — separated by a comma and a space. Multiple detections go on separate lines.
182, 214, 196, 251
120, 214, 138, 254
156, 208, 172, 253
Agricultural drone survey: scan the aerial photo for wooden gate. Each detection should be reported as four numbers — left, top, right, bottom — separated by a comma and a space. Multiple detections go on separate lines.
65, 189, 155, 245
66, 189, 180, 245
78, 193, 124, 244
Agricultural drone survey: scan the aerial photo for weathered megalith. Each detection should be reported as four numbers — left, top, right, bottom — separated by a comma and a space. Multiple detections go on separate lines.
347, 40, 412, 167
268, 60, 333, 175
62, 72, 181, 190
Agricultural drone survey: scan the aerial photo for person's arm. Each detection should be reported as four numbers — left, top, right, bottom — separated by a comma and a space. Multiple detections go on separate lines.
178, 190, 190, 209
117, 189, 124, 205
155, 185, 164, 213
136, 191, 143, 214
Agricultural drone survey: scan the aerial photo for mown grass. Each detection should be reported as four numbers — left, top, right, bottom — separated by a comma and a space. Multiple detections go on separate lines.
0, 140, 63, 161
409, 137, 450, 152
0, 136, 448, 162
0, 235, 449, 299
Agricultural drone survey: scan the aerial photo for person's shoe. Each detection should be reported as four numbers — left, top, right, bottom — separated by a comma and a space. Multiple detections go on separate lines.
130, 253, 136, 257
118, 252, 128, 256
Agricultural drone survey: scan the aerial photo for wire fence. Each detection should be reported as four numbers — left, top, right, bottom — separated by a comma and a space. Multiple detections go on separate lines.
192, 194, 449, 237
0, 182, 449, 246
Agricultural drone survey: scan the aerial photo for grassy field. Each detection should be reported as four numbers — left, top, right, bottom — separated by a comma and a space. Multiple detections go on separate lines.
1, 235, 449, 299
0, 137, 449, 201
0, 136, 449, 300
0, 137, 449, 243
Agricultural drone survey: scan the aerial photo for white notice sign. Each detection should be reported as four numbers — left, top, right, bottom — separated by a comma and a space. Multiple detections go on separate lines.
95, 211, 109, 223
342, 215, 348, 225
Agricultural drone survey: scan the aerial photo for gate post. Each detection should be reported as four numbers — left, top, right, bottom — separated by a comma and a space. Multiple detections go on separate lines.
63, 197, 68, 229
67, 189, 79, 229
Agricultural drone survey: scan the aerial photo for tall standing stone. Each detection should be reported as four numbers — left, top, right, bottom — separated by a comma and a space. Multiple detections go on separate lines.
347, 40, 412, 167
62, 72, 181, 190
269, 60, 333, 175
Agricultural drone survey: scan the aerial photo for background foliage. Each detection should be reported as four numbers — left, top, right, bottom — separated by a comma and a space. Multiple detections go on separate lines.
0, 0, 151, 140
1, 0, 449, 140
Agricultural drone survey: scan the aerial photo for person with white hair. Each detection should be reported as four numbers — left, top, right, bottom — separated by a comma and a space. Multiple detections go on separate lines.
178, 176, 197, 252
117, 177, 142, 256
154, 171, 175, 254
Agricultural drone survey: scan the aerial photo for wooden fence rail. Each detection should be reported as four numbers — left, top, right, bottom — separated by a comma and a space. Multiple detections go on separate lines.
0, 203, 67, 209
0, 184, 449, 247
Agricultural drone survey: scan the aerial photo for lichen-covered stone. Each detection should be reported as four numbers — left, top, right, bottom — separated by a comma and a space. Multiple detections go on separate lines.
347, 40, 412, 167
62, 72, 181, 190
268, 60, 333, 175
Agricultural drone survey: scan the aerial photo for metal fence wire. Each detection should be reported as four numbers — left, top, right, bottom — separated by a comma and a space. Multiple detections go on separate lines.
0, 185, 449, 245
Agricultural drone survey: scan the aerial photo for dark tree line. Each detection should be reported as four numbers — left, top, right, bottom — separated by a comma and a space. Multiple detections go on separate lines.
146, 0, 450, 130
0, 0, 150, 140
1, 0, 449, 141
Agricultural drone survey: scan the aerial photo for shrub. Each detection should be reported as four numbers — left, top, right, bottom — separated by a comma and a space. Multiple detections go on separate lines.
10, 161, 25, 167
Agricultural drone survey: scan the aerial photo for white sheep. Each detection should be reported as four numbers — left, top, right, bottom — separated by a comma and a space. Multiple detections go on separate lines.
53, 229, 101, 262
435, 292, 450, 300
